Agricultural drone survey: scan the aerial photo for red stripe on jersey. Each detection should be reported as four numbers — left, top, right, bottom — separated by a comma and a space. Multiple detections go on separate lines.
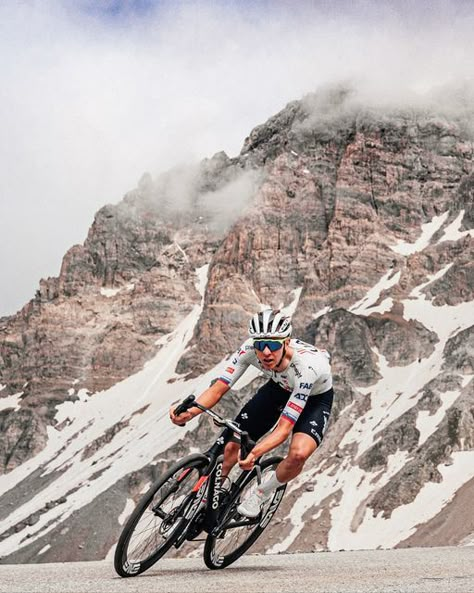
281, 411, 297, 425
288, 401, 303, 413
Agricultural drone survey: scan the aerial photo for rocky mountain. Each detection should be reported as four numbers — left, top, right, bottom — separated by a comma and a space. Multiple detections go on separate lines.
0, 87, 472, 563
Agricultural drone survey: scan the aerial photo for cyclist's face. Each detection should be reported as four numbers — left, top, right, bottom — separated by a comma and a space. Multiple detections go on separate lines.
254, 339, 287, 370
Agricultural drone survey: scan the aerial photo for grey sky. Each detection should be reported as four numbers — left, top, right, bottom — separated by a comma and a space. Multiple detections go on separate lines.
1, 0, 473, 316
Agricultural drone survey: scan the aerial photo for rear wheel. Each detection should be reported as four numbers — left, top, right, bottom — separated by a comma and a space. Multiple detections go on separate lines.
203, 456, 286, 570
114, 454, 208, 577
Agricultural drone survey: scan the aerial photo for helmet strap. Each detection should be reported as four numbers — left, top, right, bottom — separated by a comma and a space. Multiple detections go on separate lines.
275, 343, 287, 370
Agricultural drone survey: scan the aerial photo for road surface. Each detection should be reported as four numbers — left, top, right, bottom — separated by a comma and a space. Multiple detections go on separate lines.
1, 546, 473, 593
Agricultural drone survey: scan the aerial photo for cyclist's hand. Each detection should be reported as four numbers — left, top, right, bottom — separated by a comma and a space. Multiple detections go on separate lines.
238, 451, 256, 471
169, 405, 193, 426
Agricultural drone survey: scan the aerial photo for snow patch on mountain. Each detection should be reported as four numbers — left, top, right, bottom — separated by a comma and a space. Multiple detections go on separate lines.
416, 386, 464, 447
390, 211, 449, 255
0, 266, 212, 557
350, 451, 474, 549
439, 210, 474, 242
0, 392, 23, 412
350, 270, 400, 315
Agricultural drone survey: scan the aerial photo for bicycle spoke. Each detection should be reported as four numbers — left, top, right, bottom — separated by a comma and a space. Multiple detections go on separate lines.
204, 458, 286, 570
115, 457, 207, 577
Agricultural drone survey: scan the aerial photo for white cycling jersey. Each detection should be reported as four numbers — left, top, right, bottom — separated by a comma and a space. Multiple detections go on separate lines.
217, 338, 332, 425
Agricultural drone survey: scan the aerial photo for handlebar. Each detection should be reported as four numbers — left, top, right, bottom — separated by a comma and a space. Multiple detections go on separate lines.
173, 394, 256, 459
174, 394, 196, 416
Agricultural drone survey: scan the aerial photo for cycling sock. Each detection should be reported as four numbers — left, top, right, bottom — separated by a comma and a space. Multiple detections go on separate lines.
220, 476, 233, 491
259, 471, 285, 495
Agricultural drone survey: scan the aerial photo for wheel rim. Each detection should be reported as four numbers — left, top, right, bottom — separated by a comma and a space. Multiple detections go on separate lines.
209, 464, 280, 563
125, 464, 203, 564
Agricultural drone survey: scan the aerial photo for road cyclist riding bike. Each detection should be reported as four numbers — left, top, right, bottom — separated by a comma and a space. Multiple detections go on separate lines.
114, 397, 288, 574
114, 308, 333, 575
171, 308, 334, 519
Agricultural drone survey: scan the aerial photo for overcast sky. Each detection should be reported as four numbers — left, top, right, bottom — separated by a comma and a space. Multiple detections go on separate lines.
0, 0, 473, 317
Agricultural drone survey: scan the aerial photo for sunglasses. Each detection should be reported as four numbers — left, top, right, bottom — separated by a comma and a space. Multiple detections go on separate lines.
253, 339, 285, 352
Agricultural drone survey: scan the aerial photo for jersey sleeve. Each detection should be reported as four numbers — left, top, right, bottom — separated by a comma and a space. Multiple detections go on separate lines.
280, 369, 315, 425
216, 339, 254, 388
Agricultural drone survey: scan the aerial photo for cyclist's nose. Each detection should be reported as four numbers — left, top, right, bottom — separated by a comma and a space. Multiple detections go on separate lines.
262, 346, 273, 355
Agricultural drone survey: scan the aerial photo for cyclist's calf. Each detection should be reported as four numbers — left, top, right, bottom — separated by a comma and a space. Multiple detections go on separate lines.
222, 441, 240, 478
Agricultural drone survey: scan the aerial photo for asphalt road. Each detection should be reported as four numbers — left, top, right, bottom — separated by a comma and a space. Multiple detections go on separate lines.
1, 547, 473, 593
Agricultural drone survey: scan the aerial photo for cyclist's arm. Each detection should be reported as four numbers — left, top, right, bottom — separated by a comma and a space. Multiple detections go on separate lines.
170, 379, 229, 425
240, 388, 310, 464
170, 339, 253, 425
190, 379, 230, 418
247, 417, 293, 459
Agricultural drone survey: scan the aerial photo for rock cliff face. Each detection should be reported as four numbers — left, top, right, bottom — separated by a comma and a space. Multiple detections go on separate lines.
0, 87, 472, 563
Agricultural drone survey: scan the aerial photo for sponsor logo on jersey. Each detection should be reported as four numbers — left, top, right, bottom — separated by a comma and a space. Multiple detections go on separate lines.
288, 401, 303, 414
290, 362, 302, 378
225, 367, 235, 374
239, 349, 246, 356
294, 392, 308, 401
299, 382, 313, 390
232, 357, 238, 364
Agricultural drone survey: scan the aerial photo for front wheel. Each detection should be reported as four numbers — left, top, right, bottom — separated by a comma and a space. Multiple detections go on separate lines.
203, 456, 286, 570
114, 453, 208, 577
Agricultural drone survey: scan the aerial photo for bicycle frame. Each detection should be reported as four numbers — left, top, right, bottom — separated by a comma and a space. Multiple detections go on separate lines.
171, 427, 226, 548
172, 427, 260, 549
168, 395, 264, 548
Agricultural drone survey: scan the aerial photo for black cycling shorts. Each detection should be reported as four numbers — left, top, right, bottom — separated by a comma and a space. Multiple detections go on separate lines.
234, 380, 333, 446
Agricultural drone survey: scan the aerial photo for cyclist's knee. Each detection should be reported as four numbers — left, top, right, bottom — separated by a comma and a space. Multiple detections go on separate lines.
286, 449, 310, 469
224, 441, 240, 457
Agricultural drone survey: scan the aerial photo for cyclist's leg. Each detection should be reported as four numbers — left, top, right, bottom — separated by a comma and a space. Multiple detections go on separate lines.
221, 380, 290, 478
275, 432, 317, 482
275, 388, 333, 483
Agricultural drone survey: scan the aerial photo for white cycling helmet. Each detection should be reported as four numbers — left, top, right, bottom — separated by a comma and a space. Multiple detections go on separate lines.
248, 309, 292, 339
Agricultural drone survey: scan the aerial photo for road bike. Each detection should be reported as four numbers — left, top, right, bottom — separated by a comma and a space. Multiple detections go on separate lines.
114, 394, 287, 575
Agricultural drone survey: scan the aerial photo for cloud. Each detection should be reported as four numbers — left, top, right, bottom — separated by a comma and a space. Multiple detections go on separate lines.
0, 0, 473, 315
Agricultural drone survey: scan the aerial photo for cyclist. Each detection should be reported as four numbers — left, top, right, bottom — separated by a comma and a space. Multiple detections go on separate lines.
169, 308, 333, 518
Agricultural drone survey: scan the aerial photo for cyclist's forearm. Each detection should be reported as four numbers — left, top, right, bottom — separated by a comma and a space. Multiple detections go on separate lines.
190, 381, 228, 417
251, 426, 290, 458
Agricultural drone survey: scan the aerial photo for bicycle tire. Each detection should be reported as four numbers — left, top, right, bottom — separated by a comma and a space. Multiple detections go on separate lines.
203, 456, 286, 570
114, 453, 208, 577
